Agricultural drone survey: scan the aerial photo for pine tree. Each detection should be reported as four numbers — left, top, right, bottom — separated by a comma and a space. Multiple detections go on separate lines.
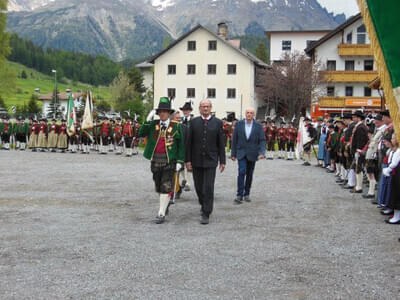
255, 42, 269, 64
21, 70, 27, 79
27, 94, 42, 114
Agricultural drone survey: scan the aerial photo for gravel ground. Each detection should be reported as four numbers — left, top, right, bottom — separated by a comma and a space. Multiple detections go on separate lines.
0, 150, 399, 299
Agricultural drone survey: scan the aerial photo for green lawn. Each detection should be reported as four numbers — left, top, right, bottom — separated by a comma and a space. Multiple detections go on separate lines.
2, 61, 113, 108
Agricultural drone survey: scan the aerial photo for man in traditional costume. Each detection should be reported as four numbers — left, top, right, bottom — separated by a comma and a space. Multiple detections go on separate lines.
114, 117, 123, 155
350, 111, 369, 194
265, 120, 276, 159
276, 122, 287, 159
123, 116, 135, 157
138, 97, 185, 224
14, 117, 29, 151
286, 121, 297, 160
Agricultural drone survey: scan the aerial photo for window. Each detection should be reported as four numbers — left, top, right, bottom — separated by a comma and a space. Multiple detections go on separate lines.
227, 64, 236, 74
346, 32, 353, 44
282, 40, 291, 51
364, 87, 372, 97
187, 64, 196, 75
227, 88, 236, 99
306, 40, 316, 48
167, 88, 176, 99
345, 86, 353, 97
208, 64, 217, 75
207, 88, 216, 98
357, 25, 366, 44
187, 88, 195, 98
364, 60, 374, 71
345, 60, 355, 71
168, 65, 176, 75
327, 60, 336, 71
327, 86, 335, 96
208, 40, 217, 51
187, 41, 196, 51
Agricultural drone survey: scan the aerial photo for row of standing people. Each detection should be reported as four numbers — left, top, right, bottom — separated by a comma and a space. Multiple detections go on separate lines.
0, 116, 140, 157
316, 110, 400, 226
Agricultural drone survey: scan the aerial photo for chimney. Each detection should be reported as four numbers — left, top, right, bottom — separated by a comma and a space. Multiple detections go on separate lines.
218, 22, 228, 40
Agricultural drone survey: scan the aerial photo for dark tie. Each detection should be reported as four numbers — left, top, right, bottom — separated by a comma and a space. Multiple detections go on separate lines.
203, 118, 208, 125
161, 123, 167, 131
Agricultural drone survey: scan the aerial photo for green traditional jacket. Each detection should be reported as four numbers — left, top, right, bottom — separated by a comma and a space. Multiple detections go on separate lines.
139, 119, 185, 164
14, 122, 30, 135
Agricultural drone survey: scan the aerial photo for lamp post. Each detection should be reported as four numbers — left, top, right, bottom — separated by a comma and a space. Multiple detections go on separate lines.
52, 69, 57, 119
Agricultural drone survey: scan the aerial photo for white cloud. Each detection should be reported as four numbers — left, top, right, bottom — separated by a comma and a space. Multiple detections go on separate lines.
317, 0, 359, 17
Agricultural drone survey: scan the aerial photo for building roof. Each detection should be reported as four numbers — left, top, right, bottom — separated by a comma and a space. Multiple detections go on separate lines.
136, 61, 154, 68
305, 13, 362, 55
265, 30, 331, 39
38, 92, 84, 101
148, 24, 269, 68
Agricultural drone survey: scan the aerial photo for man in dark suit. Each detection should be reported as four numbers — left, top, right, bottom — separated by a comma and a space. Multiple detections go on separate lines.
231, 108, 266, 204
185, 99, 226, 224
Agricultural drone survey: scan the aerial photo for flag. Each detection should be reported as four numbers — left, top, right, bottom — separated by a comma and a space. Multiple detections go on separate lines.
82, 91, 94, 130
357, 0, 400, 140
66, 94, 76, 136
82, 91, 94, 142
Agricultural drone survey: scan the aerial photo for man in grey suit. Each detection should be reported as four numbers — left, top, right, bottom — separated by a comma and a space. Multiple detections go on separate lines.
185, 99, 226, 224
231, 108, 266, 204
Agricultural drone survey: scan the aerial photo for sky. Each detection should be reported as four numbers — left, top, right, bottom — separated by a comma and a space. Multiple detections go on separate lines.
317, 0, 360, 17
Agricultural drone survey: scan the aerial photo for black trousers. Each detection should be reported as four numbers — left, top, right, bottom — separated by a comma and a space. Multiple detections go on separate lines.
286, 141, 295, 152
192, 167, 216, 217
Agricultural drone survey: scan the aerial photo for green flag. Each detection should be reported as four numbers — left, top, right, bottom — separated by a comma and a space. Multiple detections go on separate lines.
357, 0, 400, 140
66, 94, 75, 136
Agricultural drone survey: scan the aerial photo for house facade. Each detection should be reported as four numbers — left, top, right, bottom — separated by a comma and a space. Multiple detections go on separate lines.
266, 30, 330, 64
305, 14, 381, 118
149, 23, 268, 119
38, 92, 84, 118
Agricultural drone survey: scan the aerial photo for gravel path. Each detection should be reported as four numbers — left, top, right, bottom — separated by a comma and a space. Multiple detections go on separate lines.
0, 150, 399, 299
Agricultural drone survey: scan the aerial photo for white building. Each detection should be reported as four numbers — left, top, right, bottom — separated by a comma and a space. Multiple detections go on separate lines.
38, 92, 84, 118
266, 30, 330, 63
149, 23, 269, 119
305, 13, 381, 118
136, 61, 154, 92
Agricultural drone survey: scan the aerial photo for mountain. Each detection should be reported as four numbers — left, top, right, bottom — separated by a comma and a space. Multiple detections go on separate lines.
6, 0, 343, 61
148, 0, 340, 37
6, 0, 172, 61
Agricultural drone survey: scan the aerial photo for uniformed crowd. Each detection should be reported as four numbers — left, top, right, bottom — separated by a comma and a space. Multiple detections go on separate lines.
313, 110, 400, 225
0, 116, 140, 157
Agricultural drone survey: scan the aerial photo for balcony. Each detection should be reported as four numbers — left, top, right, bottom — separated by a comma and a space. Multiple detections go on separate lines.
322, 70, 378, 83
319, 96, 381, 108
338, 44, 374, 56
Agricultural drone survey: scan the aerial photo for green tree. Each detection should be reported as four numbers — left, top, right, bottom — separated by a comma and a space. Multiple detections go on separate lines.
96, 100, 111, 113
21, 69, 27, 79
27, 94, 42, 114
162, 35, 172, 49
0, 0, 16, 97
255, 42, 269, 64
0, 95, 7, 109
127, 67, 145, 94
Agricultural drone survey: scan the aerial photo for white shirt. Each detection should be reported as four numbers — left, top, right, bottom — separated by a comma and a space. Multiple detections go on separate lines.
245, 120, 254, 139
160, 118, 170, 128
